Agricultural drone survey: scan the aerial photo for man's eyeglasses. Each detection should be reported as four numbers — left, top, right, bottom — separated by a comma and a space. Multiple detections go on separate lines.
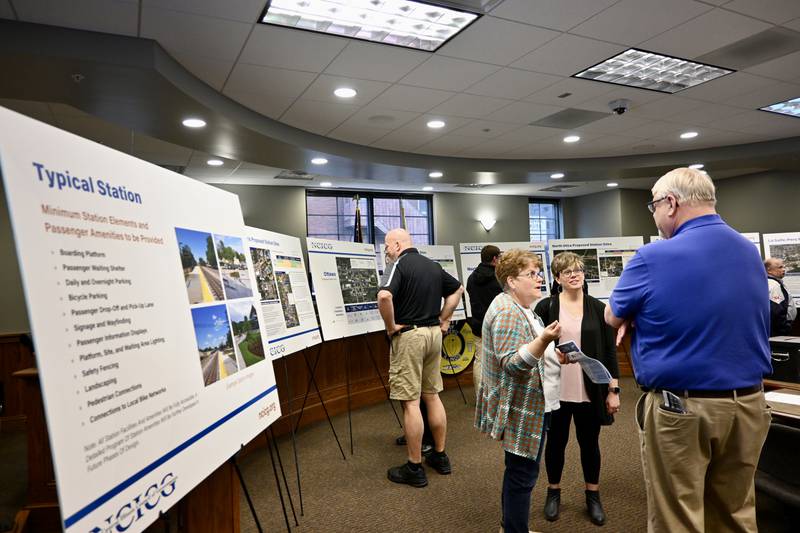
646, 196, 669, 213
560, 268, 584, 277
518, 271, 543, 280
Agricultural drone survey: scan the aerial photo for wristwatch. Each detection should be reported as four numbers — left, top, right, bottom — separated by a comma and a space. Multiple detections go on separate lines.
609, 386, 621, 394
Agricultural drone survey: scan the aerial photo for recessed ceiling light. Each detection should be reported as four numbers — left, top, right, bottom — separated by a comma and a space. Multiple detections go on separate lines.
680, 131, 699, 139
423, 186, 434, 191
334, 87, 357, 98
573, 48, 733, 94
182, 118, 206, 128
760, 96, 800, 118
428, 171, 443, 178
320, 181, 332, 187
607, 182, 618, 187
427, 120, 446, 129
207, 159, 224, 167
260, 0, 480, 52
550, 173, 565, 179
563, 135, 580, 143
311, 157, 328, 165
689, 163, 704, 170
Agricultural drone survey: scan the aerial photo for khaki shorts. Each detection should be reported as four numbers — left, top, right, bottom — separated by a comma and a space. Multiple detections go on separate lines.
389, 326, 443, 401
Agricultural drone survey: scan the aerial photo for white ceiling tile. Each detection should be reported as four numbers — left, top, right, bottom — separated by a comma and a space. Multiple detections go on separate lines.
324, 41, 428, 83
239, 24, 348, 72
640, 8, 772, 59
710, 110, 800, 136
678, 72, 776, 103
280, 99, 358, 135
502, 132, 603, 158
490, 0, 618, 32
575, 86, 663, 112
142, 7, 252, 61
570, 0, 713, 46
0, 0, 15, 18
142, 0, 264, 23
745, 50, 800, 83
368, 85, 455, 113
579, 133, 642, 151
465, 68, 562, 100
449, 120, 521, 139
336, 105, 420, 130
630, 96, 705, 120
399, 56, 500, 92
510, 34, 626, 76
623, 120, 696, 139
524, 77, 615, 106
723, 0, 800, 25
454, 138, 520, 158
300, 75, 391, 105
16, 0, 138, 36
723, 81, 800, 108
224, 90, 296, 119
577, 113, 652, 134
224, 64, 316, 99
370, 129, 440, 152
485, 101, 565, 125
494, 125, 564, 143
429, 94, 514, 119
667, 103, 749, 126
413, 135, 483, 156
400, 114, 474, 133
437, 16, 559, 66
171, 53, 234, 91
328, 124, 393, 146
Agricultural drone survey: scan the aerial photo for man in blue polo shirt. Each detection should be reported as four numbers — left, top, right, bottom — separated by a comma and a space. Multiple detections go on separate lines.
604, 167, 772, 533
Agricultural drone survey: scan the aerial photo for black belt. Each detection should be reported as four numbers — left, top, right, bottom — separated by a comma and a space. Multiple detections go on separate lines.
391, 324, 437, 338
642, 384, 763, 398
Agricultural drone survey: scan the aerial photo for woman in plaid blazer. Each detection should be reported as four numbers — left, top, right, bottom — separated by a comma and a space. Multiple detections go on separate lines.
475, 249, 564, 533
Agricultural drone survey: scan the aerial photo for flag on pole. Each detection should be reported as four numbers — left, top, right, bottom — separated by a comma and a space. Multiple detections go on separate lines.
353, 194, 363, 243
400, 199, 407, 230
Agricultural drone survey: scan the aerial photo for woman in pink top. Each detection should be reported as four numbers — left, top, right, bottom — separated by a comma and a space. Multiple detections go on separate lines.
533, 252, 620, 526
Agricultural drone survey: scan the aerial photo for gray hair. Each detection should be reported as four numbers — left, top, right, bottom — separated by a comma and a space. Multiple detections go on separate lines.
652, 167, 716, 207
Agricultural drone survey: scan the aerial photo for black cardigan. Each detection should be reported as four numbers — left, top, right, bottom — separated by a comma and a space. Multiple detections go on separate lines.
534, 293, 619, 425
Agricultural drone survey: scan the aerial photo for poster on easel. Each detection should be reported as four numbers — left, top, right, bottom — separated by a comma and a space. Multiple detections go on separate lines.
307, 237, 384, 340
548, 237, 644, 299
246, 227, 321, 359
459, 241, 549, 317
764, 232, 800, 298
417, 244, 466, 321
0, 106, 280, 533
652, 232, 760, 254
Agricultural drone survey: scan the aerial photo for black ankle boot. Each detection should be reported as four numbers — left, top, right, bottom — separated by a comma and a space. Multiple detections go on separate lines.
585, 490, 606, 526
544, 487, 560, 521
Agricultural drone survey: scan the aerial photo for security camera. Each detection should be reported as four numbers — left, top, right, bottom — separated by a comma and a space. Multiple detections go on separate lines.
608, 99, 630, 115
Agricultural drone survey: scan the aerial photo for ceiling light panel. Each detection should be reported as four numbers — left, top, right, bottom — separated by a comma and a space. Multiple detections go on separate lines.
760, 96, 800, 119
260, 0, 480, 52
574, 48, 733, 94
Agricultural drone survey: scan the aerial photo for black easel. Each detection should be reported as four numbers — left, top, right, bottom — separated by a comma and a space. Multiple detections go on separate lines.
281, 356, 304, 515
232, 451, 264, 533
264, 431, 293, 532
269, 427, 299, 527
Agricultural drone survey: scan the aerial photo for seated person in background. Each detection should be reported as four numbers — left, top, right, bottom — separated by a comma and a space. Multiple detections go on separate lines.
475, 249, 566, 533
534, 252, 619, 526
765, 257, 797, 336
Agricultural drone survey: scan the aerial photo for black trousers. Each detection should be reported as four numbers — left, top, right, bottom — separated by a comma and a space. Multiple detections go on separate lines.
544, 401, 601, 485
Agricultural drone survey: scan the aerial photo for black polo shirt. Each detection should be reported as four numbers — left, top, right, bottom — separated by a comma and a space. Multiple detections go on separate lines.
380, 248, 461, 326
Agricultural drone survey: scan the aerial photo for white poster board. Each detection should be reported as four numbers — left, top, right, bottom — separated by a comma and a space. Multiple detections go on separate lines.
460, 241, 550, 317
652, 232, 760, 254
307, 237, 384, 339
548, 236, 644, 299
246, 227, 321, 358
764, 232, 800, 298
0, 107, 280, 533
417, 244, 465, 321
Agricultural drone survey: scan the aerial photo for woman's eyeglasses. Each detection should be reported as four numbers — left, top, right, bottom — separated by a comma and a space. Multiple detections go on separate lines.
560, 268, 584, 277
518, 270, 544, 280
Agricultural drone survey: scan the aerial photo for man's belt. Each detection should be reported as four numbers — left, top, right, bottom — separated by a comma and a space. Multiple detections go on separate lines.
392, 323, 437, 338
641, 384, 763, 398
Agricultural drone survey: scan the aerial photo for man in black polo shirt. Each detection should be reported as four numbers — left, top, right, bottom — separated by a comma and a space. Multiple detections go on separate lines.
378, 229, 463, 487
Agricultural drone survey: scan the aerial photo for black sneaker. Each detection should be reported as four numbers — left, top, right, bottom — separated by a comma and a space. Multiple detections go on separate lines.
421, 443, 434, 456
388, 461, 428, 487
395, 435, 406, 445
425, 451, 452, 475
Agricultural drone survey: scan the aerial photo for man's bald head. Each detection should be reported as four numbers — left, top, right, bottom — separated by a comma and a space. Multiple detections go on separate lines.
765, 257, 786, 279
384, 228, 413, 261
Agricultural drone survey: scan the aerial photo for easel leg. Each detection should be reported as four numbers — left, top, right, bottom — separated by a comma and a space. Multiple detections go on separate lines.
345, 338, 353, 455
265, 431, 292, 532
269, 427, 299, 526
301, 346, 347, 460
281, 357, 304, 516
232, 453, 263, 533
363, 334, 403, 427
293, 344, 323, 433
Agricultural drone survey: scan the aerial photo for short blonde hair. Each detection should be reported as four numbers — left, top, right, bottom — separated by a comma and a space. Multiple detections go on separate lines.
652, 167, 716, 207
551, 251, 584, 278
495, 249, 540, 289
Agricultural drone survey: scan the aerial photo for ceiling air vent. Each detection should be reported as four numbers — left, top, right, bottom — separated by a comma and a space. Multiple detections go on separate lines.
539, 184, 578, 192
275, 170, 315, 181
530, 108, 608, 129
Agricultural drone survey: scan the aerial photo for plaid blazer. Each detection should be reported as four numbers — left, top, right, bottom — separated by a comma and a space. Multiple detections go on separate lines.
474, 292, 546, 460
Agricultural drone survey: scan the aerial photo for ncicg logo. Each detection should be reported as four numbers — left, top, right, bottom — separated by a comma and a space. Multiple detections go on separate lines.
311, 242, 333, 250
90, 473, 177, 532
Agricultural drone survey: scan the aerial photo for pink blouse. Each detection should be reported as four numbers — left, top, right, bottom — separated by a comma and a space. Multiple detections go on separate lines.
559, 305, 590, 403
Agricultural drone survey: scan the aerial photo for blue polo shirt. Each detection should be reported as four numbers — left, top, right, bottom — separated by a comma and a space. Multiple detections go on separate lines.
610, 214, 771, 390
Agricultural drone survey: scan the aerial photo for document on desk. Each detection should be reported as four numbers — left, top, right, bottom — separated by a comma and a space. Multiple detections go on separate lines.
765, 391, 800, 406
556, 341, 613, 384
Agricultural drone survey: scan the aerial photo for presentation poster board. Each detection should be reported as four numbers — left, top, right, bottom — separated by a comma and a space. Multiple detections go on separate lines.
548, 237, 644, 299
0, 107, 281, 533
460, 241, 549, 317
307, 237, 384, 340
653, 232, 761, 254
764, 232, 800, 297
417, 244, 466, 321
246, 227, 321, 359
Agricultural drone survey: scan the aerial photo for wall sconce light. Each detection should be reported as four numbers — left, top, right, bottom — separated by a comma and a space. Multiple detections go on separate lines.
479, 216, 496, 232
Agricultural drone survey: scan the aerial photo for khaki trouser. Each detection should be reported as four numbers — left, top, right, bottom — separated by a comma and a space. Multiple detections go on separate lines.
388, 326, 443, 401
473, 335, 482, 400
635, 390, 771, 533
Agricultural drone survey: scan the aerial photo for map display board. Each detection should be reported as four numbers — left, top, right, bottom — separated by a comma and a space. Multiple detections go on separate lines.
652, 232, 761, 254
246, 227, 321, 359
764, 232, 800, 297
459, 241, 550, 317
548, 237, 644, 299
417, 244, 466, 321
0, 107, 281, 533
307, 238, 384, 339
